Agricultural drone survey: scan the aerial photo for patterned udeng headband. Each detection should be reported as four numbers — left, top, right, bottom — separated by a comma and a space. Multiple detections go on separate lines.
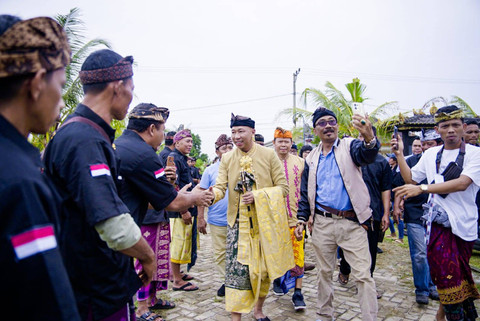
434, 109, 465, 123
79, 56, 134, 85
174, 129, 192, 143
0, 17, 71, 78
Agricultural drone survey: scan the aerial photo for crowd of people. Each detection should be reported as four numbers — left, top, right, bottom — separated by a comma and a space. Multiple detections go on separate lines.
2, 14, 480, 321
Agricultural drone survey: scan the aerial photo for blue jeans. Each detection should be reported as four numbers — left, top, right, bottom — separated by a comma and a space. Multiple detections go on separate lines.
406, 223, 436, 296
389, 217, 404, 239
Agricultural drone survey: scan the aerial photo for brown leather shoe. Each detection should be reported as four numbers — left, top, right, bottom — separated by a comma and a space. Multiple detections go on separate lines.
304, 263, 315, 271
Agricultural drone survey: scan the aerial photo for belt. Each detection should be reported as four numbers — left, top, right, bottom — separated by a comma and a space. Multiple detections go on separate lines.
315, 203, 356, 220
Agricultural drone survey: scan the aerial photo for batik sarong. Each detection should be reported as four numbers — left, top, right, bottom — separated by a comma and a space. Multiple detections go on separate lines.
135, 222, 170, 301
427, 223, 480, 306
225, 220, 270, 313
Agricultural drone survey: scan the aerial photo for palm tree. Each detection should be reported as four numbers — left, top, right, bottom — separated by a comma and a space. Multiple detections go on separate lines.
30, 7, 112, 150
300, 78, 398, 139
422, 96, 477, 117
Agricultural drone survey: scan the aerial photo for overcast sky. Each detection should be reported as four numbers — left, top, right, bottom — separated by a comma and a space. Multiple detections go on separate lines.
3, 0, 480, 159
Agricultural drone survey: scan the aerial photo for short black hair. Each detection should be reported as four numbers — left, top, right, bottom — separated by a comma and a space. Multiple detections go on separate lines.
127, 118, 162, 133
466, 119, 479, 127
299, 145, 312, 156
81, 49, 130, 94
165, 131, 176, 145
412, 136, 421, 141
254, 134, 264, 142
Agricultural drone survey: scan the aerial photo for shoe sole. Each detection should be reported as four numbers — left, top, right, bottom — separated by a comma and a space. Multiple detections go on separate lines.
273, 291, 284, 296
292, 301, 306, 310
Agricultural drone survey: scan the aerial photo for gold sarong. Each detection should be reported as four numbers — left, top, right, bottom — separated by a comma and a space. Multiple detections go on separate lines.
226, 186, 294, 313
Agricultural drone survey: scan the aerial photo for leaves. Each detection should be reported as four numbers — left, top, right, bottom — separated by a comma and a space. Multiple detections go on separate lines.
29, 8, 111, 151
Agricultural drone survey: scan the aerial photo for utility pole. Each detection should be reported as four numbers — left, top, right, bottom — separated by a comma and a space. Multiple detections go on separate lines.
293, 68, 301, 127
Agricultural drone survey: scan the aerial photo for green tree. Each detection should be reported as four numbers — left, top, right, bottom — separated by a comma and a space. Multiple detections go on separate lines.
30, 7, 112, 150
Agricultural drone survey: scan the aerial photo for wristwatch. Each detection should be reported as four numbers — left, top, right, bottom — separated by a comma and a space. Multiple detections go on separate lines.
420, 184, 428, 193
363, 137, 377, 149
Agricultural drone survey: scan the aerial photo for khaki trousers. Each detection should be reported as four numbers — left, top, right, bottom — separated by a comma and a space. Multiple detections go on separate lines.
210, 224, 227, 278
312, 214, 377, 321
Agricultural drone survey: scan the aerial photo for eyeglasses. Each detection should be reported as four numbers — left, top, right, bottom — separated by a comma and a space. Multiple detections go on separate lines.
315, 119, 337, 127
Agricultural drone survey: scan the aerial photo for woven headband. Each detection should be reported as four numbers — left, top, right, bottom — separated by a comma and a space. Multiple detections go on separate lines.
434, 109, 465, 124
0, 17, 71, 78
79, 56, 133, 85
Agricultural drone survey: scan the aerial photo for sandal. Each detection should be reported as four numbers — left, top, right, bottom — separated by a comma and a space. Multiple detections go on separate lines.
137, 311, 163, 321
172, 281, 199, 291
150, 299, 176, 310
181, 274, 194, 281
338, 272, 349, 285
394, 239, 404, 244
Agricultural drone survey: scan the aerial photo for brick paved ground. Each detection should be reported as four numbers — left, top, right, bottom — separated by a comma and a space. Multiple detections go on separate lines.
152, 228, 480, 321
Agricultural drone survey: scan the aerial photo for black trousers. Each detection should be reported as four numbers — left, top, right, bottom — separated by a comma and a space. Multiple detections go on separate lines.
339, 220, 381, 277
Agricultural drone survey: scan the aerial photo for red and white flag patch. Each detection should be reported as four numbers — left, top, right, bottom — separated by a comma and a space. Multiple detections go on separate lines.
90, 164, 111, 177
155, 168, 165, 179
11, 225, 57, 260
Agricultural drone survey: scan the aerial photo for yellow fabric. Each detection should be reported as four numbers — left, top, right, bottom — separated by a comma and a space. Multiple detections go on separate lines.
170, 217, 198, 264
226, 187, 293, 313
290, 227, 305, 268
212, 143, 289, 227
274, 127, 292, 139
282, 154, 305, 227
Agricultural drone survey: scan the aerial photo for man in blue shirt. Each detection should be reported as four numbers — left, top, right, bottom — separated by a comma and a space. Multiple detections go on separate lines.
197, 134, 234, 297
295, 107, 380, 321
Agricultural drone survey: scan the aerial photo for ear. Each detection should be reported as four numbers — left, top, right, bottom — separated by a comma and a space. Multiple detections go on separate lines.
112, 80, 123, 96
434, 126, 439, 134
252, 128, 256, 135
28, 69, 47, 101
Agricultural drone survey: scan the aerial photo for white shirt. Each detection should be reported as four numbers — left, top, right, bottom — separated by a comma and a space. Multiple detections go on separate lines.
411, 144, 480, 241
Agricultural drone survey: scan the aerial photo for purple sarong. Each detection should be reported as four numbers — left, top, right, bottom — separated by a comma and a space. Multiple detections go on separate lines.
135, 222, 171, 302
427, 223, 480, 305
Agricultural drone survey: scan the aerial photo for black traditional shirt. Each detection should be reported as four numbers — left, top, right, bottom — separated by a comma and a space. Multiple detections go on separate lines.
43, 104, 141, 320
392, 153, 428, 225
115, 129, 177, 225
158, 145, 173, 167
361, 154, 392, 222
0, 115, 80, 320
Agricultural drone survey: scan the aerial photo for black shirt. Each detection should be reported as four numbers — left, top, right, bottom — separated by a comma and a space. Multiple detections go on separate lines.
158, 145, 173, 167
361, 154, 392, 222
392, 153, 428, 225
115, 130, 177, 225
168, 148, 196, 218
43, 104, 141, 320
0, 115, 80, 320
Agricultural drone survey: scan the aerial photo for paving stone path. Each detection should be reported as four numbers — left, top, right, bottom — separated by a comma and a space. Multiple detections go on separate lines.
152, 229, 480, 321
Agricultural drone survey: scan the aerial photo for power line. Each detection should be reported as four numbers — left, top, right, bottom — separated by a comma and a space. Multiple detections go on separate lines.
136, 66, 480, 85
171, 93, 292, 112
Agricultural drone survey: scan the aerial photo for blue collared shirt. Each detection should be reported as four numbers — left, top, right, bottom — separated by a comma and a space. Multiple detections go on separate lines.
315, 143, 353, 211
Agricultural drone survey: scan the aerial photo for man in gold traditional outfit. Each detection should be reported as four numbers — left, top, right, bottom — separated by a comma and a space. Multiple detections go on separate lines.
212, 114, 293, 321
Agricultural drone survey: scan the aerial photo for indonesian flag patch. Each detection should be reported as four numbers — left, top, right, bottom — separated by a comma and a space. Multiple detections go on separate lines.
11, 225, 57, 260
90, 164, 111, 177
155, 168, 165, 179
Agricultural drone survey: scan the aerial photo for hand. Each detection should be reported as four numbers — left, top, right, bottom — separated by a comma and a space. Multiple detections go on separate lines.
399, 198, 405, 211
307, 215, 314, 235
137, 256, 156, 287
390, 132, 404, 156
164, 165, 177, 184
197, 217, 207, 234
352, 113, 374, 142
241, 191, 254, 205
179, 183, 192, 193
381, 214, 390, 232
181, 211, 193, 225
294, 224, 304, 240
193, 187, 214, 207
393, 184, 422, 200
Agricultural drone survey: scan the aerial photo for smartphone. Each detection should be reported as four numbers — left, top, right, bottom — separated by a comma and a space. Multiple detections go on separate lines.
393, 126, 399, 150
167, 156, 175, 167
352, 102, 365, 116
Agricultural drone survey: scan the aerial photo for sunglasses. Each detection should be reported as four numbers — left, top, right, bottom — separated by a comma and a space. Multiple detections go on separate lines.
315, 119, 337, 127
